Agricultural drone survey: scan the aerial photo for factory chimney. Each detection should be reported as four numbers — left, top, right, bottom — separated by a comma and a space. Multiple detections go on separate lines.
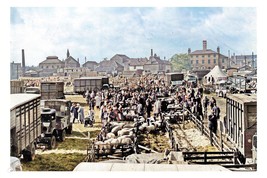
151, 49, 153, 57
21, 49, 25, 77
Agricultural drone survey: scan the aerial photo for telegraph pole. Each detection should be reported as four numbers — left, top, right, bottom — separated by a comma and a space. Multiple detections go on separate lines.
252, 52, 254, 69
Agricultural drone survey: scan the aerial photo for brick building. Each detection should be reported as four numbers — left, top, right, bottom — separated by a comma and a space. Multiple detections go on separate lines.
188, 40, 228, 70
39, 56, 64, 77
64, 49, 80, 68
82, 61, 98, 71
143, 49, 171, 74
10, 62, 22, 80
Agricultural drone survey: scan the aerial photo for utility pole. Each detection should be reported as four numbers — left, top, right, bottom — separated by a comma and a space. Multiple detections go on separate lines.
228, 50, 230, 68
252, 52, 254, 69
244, 56, 247, 70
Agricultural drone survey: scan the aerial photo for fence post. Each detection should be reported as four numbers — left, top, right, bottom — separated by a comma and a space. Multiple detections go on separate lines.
210, 130, 213, 146
204, 152, 207, 164
201, 120, 204, 135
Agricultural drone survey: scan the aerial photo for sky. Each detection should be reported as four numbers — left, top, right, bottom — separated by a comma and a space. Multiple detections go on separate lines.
10, 7, 257, 66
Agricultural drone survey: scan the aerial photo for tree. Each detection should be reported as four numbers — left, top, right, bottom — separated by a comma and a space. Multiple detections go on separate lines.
170, 53, 191, 72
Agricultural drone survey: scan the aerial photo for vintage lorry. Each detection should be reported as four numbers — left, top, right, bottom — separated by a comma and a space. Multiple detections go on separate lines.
73, 76, 109, 94
40, 81, 64, 100
225, 93, 257, 163
165, 73, 185, 86
37, 99, 72, 149
10, 94, 42, 161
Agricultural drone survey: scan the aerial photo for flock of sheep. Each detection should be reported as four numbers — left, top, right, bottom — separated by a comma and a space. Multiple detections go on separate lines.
93, 116, 164, 155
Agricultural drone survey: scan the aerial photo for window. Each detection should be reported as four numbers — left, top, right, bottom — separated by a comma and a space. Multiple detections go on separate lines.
214, 59, 216, 64
222, 66, 225, 69
208, 67, 211, 69
202, 55, 204, 58
196, 60, 198, 64
202, 60, 204, 64
208, 59, 210, 64
191, 60, 193, 64
222, 58, 225, 63
52, 65, 54, 68
214, 54, 216, 57
196, 55, 198, 58
208, 54, 210, 57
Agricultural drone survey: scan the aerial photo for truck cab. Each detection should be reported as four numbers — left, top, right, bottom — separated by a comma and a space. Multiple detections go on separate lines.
37, 100, 72, 149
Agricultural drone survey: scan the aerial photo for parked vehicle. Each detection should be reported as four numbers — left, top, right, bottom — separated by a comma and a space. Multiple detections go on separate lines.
10, 94, 42, 161
165, 73, 184, 86
225, 94, 257, 163
40, 81, 64, 100
24, 87, 40, 94
73, 76, 109, 94
37, 99, 72, 149
185, 74, 197, 88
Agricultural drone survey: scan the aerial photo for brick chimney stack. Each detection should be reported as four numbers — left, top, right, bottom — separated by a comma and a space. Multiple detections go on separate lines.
188, 48, 191, 54
203, 40, 207, 50
151, 49, 153, 57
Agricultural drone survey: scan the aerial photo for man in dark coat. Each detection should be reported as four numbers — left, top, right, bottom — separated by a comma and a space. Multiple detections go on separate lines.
146, 98, 153, 118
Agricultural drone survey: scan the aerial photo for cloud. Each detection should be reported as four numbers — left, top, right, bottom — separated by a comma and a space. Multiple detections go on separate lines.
10, 7, 256, 66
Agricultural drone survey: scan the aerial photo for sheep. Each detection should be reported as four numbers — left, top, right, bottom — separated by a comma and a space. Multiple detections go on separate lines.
111, 125, 122, 135
152, 120, 162, 128
145, 124, 156, 133
103, 139, 112, 154
117, 128, 134, 137
120, 137, 133, 145
106, 132, 115, 139
94, 141, 105, 154
110, 138, 120, 149
122, 122, 136, 129
139, 122, 148, 132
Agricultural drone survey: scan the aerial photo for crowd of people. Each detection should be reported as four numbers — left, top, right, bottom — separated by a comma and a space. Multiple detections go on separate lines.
71, 74, 221, 137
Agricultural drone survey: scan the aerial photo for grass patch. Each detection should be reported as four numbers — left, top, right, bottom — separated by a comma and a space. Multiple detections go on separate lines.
21, 153, 85, 171
68, 130, 100, 138
57, 138, 89, 150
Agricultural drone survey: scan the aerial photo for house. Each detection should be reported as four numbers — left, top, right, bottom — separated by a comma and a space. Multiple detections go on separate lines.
57, 67, 92, 78
143, 49, 171, 74
64, 49, 80, 68
128, 58, 148, 71
188, 40, 228, 70
82, 61, 98, 71
95, 59, 124, 75
39, 56, 64, 77
110, 54, 130, 70
230, 54, 257, 69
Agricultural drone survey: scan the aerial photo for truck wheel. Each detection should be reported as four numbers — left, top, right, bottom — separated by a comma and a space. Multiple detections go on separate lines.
23, 144, 36, 161
59, 130, 66, 142
49, 136, 57, 149
66, 125, 72, 134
